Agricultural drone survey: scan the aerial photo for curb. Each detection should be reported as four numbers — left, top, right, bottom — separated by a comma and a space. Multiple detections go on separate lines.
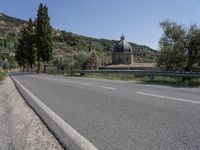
10, 75, 98, 150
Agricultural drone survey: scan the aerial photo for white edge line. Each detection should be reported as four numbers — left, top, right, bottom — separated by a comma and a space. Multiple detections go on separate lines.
136, 92, 200, 104
101, 86, 116, 90
12, 76, 98, 150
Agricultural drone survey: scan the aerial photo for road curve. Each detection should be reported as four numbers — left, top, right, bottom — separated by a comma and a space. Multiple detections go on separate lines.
12, 74, 200, 150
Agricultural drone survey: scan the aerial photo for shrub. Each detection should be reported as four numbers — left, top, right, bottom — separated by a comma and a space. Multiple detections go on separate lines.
0, 69, 6, 80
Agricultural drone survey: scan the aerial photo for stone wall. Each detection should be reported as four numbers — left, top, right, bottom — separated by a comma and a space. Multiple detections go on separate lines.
112, 52, 133, 64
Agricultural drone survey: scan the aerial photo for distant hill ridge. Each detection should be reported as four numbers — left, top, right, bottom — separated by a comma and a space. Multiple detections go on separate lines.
0, 13, 157, 63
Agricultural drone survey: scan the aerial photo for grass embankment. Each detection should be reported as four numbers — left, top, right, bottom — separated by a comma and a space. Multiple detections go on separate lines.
47, 70, 200, 88
76, 73, 200, 87
0, 69, 7, 81
143, 76, 200, 87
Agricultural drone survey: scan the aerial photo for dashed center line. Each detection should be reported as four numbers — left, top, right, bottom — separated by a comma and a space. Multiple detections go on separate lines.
136, 92, 200, 104
62, 80, 91, 86
101, 86, 116, 90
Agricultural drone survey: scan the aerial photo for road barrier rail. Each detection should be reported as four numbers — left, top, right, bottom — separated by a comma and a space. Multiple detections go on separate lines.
48, 70, 200, 78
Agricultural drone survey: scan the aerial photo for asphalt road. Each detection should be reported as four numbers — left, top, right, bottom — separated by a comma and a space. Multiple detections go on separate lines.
12, 74, 200, 150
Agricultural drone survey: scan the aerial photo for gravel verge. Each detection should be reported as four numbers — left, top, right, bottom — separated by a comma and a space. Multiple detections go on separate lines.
0, 77, 64, 150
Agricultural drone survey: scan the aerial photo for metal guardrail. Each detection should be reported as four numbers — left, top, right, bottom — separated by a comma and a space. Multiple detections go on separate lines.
48, 70, 200, 78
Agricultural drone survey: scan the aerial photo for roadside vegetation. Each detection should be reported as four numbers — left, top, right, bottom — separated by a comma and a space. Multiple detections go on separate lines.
0, 7, 157, 72
46, 19, 200, 87
46, 70, 200, 87
0, 69, 7, 81
1, 4, 200, 86
80, 74, 199, 87
157, 20, 200, 74
15, 3, 52, 73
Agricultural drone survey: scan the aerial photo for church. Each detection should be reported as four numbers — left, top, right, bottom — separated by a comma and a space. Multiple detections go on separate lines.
101, 34, 155, 70
112, 34, 134, 64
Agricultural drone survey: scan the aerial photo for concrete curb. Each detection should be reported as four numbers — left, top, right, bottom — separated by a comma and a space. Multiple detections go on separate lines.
11, 75, 98, 150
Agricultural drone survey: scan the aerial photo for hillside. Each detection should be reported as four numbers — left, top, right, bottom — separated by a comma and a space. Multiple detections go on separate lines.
0, 13, 157, 65
0, 13, 26, 51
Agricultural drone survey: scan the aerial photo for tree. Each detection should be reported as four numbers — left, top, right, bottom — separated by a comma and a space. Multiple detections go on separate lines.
4, 39, 7, 47
0, 38, 3, 47
52, 57, 68, 70
87, 52, 97, 69
185, 24, 200, 72
157, 20, 200, 81
35, 3, 53, 73
15, 28, 27, 71
25, 18, 36, 70
15, 18, 36, 71
73, 51, 89, 70
157, 20, 187, 71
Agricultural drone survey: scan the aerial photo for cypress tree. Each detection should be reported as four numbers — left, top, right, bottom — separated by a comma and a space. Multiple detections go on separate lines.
25, 18, 36, 71
4, 39, 7, 47
15, 28, 27, 71
16, 18, 36, 71
35, 3, 53, 73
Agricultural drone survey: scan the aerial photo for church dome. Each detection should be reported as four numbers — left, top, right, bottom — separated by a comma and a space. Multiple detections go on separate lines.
113, 34, 133, 53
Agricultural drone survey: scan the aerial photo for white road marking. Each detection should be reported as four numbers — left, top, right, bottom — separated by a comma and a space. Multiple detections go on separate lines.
101, 86, 116, 90
61, 79, 91, 86
136, 92, 200, 104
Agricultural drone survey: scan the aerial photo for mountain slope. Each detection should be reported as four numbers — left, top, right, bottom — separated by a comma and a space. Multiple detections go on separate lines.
0, 13, 157, 64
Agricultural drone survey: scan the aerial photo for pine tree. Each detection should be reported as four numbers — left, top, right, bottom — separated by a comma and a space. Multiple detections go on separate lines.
35, 3, 53, 73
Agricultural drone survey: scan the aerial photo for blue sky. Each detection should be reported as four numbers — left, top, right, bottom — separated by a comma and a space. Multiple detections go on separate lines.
0, 0, 200, 50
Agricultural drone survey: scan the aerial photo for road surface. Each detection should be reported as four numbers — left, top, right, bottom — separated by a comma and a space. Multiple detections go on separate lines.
12, 74, 200, 150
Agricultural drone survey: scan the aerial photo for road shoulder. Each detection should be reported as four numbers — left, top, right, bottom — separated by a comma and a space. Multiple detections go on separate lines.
0, 77, 63, 150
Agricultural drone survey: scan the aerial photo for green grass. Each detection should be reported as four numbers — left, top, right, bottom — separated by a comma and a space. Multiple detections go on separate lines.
83, 73, 146, 82
0, 69, 7, 81
47, 71, 200, 88
142, 76, 200, 87
79, 73, 200, 88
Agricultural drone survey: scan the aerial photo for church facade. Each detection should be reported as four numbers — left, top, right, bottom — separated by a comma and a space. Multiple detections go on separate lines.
112, 35, 134, 64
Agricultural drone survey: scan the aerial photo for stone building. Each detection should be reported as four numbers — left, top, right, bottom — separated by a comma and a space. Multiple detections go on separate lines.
112, 34, 133, 64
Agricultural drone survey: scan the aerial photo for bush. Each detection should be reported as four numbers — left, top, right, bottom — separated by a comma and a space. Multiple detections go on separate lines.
0, 69, 6, 80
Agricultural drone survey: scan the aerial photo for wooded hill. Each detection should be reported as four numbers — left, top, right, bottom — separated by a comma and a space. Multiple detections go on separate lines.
0, 13, 157, 65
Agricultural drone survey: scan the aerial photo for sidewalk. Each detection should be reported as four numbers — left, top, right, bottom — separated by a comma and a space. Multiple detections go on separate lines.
0, 77, 63, 150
